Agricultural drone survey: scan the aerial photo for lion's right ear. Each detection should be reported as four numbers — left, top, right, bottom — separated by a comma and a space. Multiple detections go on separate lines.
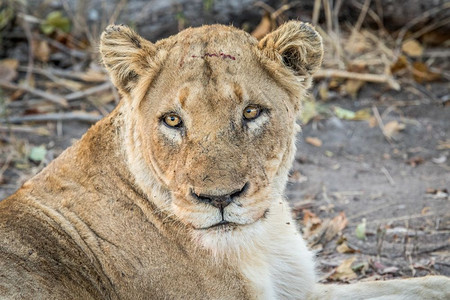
100, 25, 156, 94
258, 21, 323, 77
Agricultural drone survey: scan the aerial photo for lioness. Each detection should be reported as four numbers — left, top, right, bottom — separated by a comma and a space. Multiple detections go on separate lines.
0, 21, 449, 299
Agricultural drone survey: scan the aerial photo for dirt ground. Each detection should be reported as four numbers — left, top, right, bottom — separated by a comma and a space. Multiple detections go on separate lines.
290, 82, 450, 280
1, 80, 448, 282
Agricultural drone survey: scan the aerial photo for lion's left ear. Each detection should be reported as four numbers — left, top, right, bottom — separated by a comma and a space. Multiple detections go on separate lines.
100, 25, 156, 95
258, 21, 323, 77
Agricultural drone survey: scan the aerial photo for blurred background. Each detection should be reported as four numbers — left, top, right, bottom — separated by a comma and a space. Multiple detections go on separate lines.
0, 0, 449, 282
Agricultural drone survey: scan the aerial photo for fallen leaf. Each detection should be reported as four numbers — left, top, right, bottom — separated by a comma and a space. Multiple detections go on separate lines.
301, 209, 322, 239
334, 106, 371, 121
300, 98, 319, 124
421, 207, 431, 215
288, 170, 308, 183
33, 40, 50, 62
402, 39, 423, 57
431, 155, 447, 164
0, 58, 18, 82
337, 241, 357, 254
425, 188, 449, 199
383, 121, 405, 139
334, 106, 355, 120
405, 156, 424, 167
318, 82, 329, 101
355, 218, 366, 240
29, 146, 47, 163
40, 11, 71, 35
437, 140, 450, 150
251, 13, 273, 40
352, 261, 369, 273
390, 55, 408, 74
368, 116, 377, 128
305, 137, 322, 147
344, 79, 365, 99
330, 257, 358, 281
412, 62, 441, 83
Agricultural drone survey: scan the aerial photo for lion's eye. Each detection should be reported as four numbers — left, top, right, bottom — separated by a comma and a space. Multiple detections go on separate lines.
163, 114, 183, 127
243, 105, 261, 120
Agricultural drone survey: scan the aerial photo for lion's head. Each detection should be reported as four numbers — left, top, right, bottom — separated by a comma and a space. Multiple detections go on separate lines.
100, 22, 323, 254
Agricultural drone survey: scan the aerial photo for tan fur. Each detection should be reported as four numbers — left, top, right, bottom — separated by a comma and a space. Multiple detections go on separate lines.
0, 22, 449, 299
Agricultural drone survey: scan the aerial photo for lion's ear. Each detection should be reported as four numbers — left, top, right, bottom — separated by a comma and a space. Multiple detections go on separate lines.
100, 25, 156, 94
258, 21, 323, 77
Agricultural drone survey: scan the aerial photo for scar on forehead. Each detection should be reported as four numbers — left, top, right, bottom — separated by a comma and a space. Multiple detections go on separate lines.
191, 52, 236, 60
178, 87, 190, 107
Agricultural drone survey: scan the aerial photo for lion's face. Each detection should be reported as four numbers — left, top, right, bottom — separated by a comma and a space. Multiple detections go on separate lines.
100, 22, 323, 251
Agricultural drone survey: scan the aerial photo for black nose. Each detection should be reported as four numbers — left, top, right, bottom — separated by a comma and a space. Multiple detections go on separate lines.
192, 182, 249, 209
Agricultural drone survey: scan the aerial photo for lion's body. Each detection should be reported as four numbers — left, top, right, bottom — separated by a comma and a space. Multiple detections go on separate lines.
0, 106, 314, 299
0, 22, 449, 299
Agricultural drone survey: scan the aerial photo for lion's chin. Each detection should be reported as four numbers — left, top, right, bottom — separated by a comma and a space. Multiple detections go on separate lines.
190, 217, 267, 259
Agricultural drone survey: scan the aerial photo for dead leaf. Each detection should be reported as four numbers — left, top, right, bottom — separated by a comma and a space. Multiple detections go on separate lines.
437, 140, 450, 150
0, 58, 18, 82
318, 83, 329, 101
301, 209, 322, 240
251, 13, 273, 40
344, 79, 365, 99
33, 40, 50, 62
355, 218, 366, 240
431, 155, 447, 164
288, 170, 308, 183
425, 188, 449, 199
334, 106, 371, 121
305, 137, 322, 147
402, 39, 423, 57
412, 62, 441, 83
405, 156, 424, 167
390, 55, 408, 74
337, 241, 357, 254
302, 209, 322, 229
383, 121, 405, 139
421, 207, 431, 215
368, 116, 377, 128
330, 257, 358, 281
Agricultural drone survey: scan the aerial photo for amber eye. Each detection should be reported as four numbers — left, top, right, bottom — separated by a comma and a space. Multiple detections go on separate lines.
163, 114, 183, 127
243, 105, 261, 120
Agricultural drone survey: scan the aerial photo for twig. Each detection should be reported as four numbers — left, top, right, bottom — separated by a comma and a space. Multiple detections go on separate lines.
322, 0, 333, 33
0, 112, 102, 124
395, 2, 450, 53
354, 0, 371, 33
408, 16, 450, 41
108, 0, 129, 25
65, 82, 112, 101
381, 166, 395, 186
372, 105, 392, 143
35, 34, 88, 59
17, 66, 108, 83
313, 69, 400, 90
0, 125, 50, 135
0, 81, 68, 107
19, 13, 34, 86
312, 0, 321, 26
0, 152, 14, 180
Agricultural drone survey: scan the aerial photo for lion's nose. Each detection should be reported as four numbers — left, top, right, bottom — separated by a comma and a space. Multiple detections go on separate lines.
191, 182, 249, 209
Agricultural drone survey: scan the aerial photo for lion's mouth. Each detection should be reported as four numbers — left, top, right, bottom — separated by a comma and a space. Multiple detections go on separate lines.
195, 209, 269, 230
203, 220, 235, 229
